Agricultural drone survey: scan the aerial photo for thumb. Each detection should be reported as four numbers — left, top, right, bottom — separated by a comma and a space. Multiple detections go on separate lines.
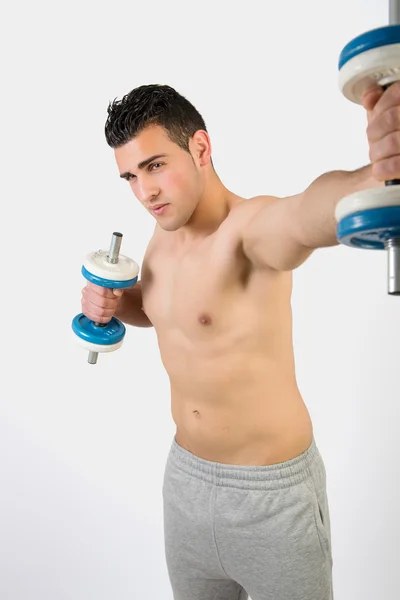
113, 288, 124, 297
361, 84, 384, 114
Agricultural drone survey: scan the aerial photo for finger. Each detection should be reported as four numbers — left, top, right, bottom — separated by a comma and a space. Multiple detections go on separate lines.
372, 154, 400, 181
362, 84, 384, 112
368, 131, 400, 163
113, 289, 124, 297
366, 82, 400, 118
85, 282, 116, 299
83, 299, 116, 319
82, 307, 113, 324
367, 106, 400, 142
82, 291, 119, 310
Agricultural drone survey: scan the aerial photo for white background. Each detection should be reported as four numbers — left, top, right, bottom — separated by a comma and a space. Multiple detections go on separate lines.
2, 0, 399, 598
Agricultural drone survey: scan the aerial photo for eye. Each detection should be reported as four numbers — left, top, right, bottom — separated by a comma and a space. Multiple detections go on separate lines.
150, 162, 163, 171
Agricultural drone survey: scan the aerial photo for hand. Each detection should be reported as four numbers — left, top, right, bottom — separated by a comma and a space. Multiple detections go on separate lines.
362, 82, 400, 181
81, 282, 124, 324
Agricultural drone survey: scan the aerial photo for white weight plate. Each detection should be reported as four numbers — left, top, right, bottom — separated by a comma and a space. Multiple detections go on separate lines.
339, 43, 400, 104
335, 186, 400, 222
83, 249, 139, 282
73, 333, 123, 353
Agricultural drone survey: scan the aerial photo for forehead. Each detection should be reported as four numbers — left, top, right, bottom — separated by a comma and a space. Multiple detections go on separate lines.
114, 125, 173, 165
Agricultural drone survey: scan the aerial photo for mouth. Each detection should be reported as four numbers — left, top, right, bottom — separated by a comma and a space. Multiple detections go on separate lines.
151, 203, 169, 215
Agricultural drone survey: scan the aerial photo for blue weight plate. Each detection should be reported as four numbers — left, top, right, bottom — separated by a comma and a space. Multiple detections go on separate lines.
81, 265, 138, 289
339, 25, 400, 70
337, 206, 400, 249
72, 314, 126, 345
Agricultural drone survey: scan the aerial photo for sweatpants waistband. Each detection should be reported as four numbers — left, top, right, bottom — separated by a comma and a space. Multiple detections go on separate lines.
168, 436, 322, 491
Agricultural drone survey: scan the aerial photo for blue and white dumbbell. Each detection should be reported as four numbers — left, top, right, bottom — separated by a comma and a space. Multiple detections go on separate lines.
335, 0, 400, 295
72, 232, 139, 364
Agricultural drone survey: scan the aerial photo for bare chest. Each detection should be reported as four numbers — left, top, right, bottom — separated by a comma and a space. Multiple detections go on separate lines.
141, 236, 252, 339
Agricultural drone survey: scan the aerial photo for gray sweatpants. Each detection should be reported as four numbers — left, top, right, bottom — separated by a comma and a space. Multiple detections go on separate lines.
162, 436, 333, 600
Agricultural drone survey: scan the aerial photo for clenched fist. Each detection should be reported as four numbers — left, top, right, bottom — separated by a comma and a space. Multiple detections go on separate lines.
363, 82, 400, 181
81, 282, 124, 324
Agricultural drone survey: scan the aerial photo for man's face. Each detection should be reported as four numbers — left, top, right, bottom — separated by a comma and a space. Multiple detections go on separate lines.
115, 125, 204, 231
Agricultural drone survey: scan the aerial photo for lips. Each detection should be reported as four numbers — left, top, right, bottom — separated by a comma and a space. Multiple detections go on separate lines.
151, 203, 169, 215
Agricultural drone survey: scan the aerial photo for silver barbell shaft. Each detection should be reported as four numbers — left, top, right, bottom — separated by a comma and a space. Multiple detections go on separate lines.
385, 239, 400, 295
386, 2, 400, 293
88, 232, 123, 364
389, 0, 400, 25
108, 231, 123, 264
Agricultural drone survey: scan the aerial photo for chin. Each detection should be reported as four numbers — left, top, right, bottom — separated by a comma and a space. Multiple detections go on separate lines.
157, 213, 190, 232
159, 221, 183, 232
158, 223, 177, 232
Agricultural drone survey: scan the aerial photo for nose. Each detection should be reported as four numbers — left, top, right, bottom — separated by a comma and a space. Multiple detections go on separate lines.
135, 178, 160, 204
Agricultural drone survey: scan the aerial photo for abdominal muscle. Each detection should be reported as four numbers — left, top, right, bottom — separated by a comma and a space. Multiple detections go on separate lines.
164, 345, 314, 466
143, 224, 314, 467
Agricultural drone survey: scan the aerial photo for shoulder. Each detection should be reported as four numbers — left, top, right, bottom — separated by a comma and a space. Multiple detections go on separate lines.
232, 194, 277, 216
146, 222, 164, 250
140, 223, 161, 271
225, 195, 279, 231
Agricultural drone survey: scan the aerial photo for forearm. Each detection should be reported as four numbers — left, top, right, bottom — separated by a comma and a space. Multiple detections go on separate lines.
114, 282, 153, 328
295, 164, 383, 249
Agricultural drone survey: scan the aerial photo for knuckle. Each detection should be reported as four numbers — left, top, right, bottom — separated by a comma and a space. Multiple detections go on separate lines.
388, 155, 400, 176
372, 161, 385, 180
388, 131, 400, 154
97, 306, 108, 318
369, 142, 379, 162
393, 82, 400, 99
91, 311, 109, 324
103, 298, 114, 310
386, 133, 397, 155
385, 107, 400, 129
374, 156, 400, 179
372, 132, 400, 162
366, 122, 374, 141
387, 83, 400, 104
369, 147, 374, 163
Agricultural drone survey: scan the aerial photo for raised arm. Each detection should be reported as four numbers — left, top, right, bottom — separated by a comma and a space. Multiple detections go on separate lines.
241, 81, 400, 272
241, 166, 381, 271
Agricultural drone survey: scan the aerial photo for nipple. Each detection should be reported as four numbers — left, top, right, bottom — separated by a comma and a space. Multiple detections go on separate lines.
198, 313, 212, 326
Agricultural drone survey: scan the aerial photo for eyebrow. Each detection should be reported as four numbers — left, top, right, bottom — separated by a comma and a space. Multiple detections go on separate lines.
119, 154, 168, 179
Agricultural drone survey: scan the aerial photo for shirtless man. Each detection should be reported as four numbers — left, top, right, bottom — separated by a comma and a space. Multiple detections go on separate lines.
81, 83, 398, 599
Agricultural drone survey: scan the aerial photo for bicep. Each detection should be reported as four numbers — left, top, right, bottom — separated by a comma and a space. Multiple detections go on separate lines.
241, 195, 315, 271
122, 278, 144, 306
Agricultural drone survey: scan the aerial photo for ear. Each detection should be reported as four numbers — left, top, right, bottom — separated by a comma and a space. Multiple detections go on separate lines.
190, 130, 212, 167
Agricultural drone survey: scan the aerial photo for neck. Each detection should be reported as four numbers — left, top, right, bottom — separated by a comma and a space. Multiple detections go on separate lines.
178, 170, 239, 242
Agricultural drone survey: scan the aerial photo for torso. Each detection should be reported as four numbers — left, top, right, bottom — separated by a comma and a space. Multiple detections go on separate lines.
141, 197, 313, 466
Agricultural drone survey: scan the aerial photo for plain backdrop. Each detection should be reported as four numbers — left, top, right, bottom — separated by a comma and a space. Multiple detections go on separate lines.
1, 0, 399, 598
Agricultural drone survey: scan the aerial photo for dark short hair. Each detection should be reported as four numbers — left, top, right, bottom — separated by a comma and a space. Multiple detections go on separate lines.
105, 84, 210, 157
